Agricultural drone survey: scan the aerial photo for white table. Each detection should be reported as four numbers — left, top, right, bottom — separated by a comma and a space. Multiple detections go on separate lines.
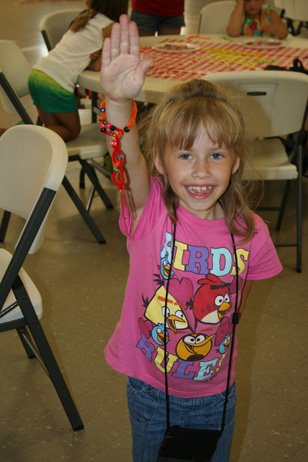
78, 34, 308, 105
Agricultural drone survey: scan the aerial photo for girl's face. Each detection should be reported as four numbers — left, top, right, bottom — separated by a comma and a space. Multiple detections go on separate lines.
155, 126, 240, 220
243, 0, 264, 19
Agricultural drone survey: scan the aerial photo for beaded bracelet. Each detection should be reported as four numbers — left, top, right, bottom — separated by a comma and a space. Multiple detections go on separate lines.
99, 100, 137, 191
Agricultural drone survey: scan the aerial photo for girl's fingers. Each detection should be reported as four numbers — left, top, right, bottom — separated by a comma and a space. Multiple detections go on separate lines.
128, 21, 141, 58
119, 14, 129, 55
110, 21, 121, 59
135, 56, 154, 85
102, 37, 111, 67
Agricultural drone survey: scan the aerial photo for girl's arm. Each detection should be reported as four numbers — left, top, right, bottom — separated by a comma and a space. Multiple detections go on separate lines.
238, 280, 253, 321
227, 0, 244, 37
100, 15, 153, 223
87, 49, 102, 70
262, 10, 288, 39
87, 24, 114, 71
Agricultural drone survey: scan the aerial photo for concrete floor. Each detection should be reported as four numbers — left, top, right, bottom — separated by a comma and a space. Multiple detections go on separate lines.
0, 1, 308, 461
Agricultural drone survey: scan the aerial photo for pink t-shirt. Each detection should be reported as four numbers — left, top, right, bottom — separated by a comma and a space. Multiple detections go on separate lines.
104, 178, 282, 398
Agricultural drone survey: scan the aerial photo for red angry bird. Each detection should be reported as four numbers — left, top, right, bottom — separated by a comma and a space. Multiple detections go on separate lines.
193, 274, 231, 324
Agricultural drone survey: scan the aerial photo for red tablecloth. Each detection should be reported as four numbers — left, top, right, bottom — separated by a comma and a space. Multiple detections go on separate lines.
141, 36, 308, 82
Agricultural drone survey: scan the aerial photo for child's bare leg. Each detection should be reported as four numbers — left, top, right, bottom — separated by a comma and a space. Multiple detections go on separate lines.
158, 27, 181, 35
137, 29, 155, 36
37, 107, 81, 141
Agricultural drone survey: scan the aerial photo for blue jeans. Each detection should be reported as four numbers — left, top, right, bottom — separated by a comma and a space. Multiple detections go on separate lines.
131, 11, 185, 33
127, 377, 237, 462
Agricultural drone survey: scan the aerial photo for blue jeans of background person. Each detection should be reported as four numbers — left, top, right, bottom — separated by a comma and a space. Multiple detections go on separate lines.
131, 11, 185, 33
127, 377, 237, 462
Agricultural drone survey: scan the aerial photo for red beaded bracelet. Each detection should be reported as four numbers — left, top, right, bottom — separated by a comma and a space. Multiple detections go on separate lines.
99, 100, 137, 191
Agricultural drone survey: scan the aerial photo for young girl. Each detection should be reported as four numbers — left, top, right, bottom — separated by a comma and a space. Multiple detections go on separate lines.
227, 0, 288, 38
100, 15, 282, 462
28, 0, 128, 141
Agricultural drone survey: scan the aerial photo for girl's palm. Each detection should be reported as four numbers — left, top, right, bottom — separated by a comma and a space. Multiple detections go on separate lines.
100, 16, 153, 102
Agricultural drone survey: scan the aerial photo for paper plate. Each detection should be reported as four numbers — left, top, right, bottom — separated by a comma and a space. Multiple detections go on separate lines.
152, 42, 200, 52
242, 39, 285, 49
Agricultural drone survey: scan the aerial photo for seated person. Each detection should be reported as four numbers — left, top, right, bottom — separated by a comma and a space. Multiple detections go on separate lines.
227, 0, 288, 39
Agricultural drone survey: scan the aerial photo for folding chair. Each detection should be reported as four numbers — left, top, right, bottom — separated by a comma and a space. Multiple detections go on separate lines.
282, 0, 308, 35
0, 125, 84, 431
39, 8, 82, 51
206, 70, 308, 272
198, 1, 235, 34
0, 39, 113, 244
39, 8, 94, 115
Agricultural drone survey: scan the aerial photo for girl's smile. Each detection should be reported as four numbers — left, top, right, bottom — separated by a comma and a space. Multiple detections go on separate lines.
155, 126, 240, 220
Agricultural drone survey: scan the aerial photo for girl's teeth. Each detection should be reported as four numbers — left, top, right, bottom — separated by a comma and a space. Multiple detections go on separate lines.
188, 186, 213, 192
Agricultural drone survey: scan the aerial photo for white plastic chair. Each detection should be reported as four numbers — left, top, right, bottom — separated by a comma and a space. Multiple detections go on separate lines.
39, 8, 82, 51
198, 1, 235, 34
274, 0, 287, 8
282, 0, 308, 35
39, 8, 93, 117
0, 39, 112, 244
0, 125, 84, 431
206, 70, 308, 272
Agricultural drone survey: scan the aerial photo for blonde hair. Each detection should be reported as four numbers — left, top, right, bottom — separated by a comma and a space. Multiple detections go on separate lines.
70, 0, 128, 32
139, 79, 255, 243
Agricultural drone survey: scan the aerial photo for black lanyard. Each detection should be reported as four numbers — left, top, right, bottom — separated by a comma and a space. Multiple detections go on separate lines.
163, 223, 239, 431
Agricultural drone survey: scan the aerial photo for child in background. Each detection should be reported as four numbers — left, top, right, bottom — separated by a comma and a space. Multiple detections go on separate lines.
131, 0, 185, 36
100, 15, 282, 462
28, 0, 128, 141
227, 0, 288, 38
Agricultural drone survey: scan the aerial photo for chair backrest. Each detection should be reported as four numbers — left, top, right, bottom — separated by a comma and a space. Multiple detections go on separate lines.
283, 0, 308, 22
0, 40, 32, 118
205, 70, 308, 139
274, 0, 286, 8
0, 125, 68, 254
198, 1, 235, 34
39, 8, 82, 51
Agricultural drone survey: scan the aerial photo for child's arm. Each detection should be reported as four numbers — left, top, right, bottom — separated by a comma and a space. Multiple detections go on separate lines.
238, 280, 253, 321
87, 23, 114, 71
262, 10, 288, 39
100, 15, 153, 222
227, 0, 244, 37
87, 49, 102, 70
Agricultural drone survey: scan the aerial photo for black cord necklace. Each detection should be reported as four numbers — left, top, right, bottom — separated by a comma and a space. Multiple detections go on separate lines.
162, 222, 239, 432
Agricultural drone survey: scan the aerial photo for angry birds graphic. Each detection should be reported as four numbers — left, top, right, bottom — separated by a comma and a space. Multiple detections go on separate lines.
218, 333, 231, 354
144, 285, 189, 332
215, 316, 233, 354
193, 275, 231, 324
176, 333, 215, 361
151, 323, 169, 345
160, 231, 174, 280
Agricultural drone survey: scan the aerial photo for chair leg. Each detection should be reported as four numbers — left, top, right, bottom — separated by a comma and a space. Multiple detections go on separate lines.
62, 176, 106, 244
79, 166, 86, 189
17, 326, 36, 359
0, 210, 11, 242
296, 146, 303, 273
275, 180, 291, 231
79, 160, 113, 210
86, 185, 96, 212
12, 277, 84, 431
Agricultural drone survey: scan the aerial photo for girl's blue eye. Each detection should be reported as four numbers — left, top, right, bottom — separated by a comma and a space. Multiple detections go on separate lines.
180, 153, 191, 159
211, 152, 223, 159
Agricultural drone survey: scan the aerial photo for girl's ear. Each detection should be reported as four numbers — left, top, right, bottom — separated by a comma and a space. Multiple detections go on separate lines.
232, 156, 240, 175
153, 149, 166, 175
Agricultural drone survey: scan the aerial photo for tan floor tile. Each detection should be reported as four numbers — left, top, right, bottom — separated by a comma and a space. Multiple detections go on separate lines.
1, 1, 308, 462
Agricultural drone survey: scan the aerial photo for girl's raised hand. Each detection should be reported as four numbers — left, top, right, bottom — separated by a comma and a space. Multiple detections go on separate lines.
100, 14, 153, 103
